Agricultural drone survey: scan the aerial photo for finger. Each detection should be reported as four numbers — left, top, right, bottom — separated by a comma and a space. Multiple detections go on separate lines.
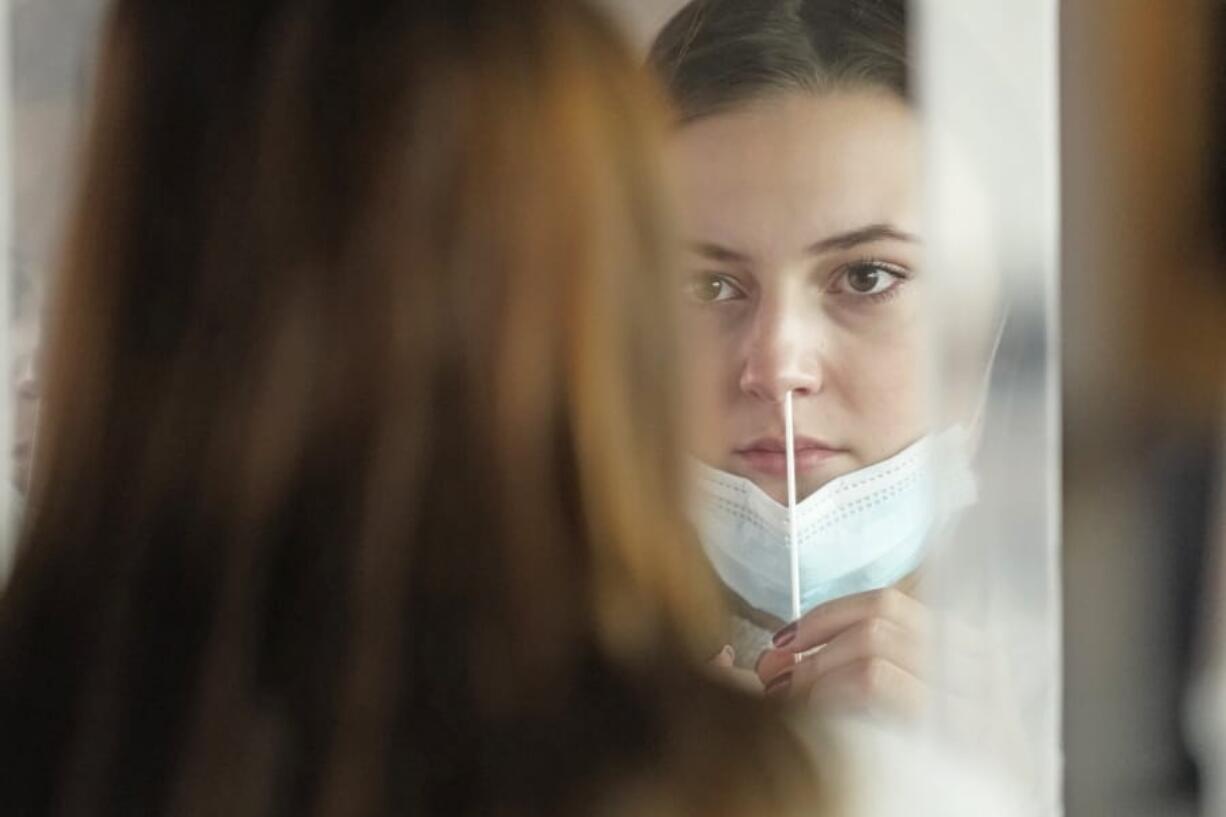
706, 646, 763, 693
761, 617, 920, 693
720, 666, 765, 695
757, 641, 835, 682
763, 627, 994, 703
756, 647, 800, 684
708, 644, 736, 669
772, 587, 930, 653
803, 616, 923, 680
806, 657, 927, 722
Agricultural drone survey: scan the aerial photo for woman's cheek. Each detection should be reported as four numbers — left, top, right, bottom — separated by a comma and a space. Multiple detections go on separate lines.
844, 339, 932, 454
678, 320, 736, 458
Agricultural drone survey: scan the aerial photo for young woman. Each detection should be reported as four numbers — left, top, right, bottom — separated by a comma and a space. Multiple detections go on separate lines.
650, 0, 1002, 719
0, 2, 827, 815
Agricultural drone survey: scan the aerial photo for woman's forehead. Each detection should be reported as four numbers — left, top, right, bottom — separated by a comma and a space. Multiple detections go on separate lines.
669, 90, 921, 260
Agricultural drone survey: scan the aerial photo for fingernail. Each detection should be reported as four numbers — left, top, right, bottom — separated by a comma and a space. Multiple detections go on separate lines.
722, 645, 736, 661
764, 671, 793, 697
772, 622, 798, 648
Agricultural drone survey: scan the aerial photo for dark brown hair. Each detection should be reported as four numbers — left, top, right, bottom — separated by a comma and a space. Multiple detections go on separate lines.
648, 0, 907, 123
0, 1, 822, 815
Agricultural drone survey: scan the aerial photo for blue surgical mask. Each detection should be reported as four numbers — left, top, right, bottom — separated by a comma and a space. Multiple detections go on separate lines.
690, 426, 978, 622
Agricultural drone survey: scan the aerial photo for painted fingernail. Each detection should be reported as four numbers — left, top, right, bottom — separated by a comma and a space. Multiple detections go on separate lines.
764, 671, 793, 697
772, 622, 798, 648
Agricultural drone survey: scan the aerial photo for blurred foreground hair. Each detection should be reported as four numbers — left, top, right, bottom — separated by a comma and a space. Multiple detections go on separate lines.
0, 1, 823, 815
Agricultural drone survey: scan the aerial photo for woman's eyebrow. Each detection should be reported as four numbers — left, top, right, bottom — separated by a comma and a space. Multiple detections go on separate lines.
688, 225, 916, 264
689, 242, 752, 264
807, 224, 919, 254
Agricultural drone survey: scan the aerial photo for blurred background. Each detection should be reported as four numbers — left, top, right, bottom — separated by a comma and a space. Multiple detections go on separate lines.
1, 0, 1224, 814
1062, 0, 1226, 815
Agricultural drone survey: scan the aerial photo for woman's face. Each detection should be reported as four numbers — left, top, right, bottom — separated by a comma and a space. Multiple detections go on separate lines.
671, 89, 929, 503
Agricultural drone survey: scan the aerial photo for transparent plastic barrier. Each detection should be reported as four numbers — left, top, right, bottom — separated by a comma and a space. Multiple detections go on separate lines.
919, 1, 1061, 813
602, 0, 1062, 813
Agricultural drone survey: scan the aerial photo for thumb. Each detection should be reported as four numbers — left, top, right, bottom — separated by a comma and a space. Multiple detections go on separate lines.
709, 644, 736, 668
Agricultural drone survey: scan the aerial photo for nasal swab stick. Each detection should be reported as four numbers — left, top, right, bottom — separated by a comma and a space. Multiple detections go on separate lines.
785, 390, 801, 623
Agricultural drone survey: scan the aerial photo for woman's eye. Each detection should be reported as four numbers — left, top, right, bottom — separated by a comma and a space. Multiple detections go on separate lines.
835, 262, 907, 297
684, 273, 744, 304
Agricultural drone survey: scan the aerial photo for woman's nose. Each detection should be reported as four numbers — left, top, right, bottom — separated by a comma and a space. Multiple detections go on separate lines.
738, 314, 821, 403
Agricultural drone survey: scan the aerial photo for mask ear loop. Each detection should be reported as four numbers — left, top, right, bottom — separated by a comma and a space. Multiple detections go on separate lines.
785, 390, 801, 625
965, 305, 1010, 449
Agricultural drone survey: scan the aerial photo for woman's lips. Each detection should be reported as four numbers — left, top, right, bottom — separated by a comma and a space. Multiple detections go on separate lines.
733, 437, 846, 478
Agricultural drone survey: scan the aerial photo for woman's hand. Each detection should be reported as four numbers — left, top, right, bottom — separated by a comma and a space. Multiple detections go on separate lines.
707, 644, 765, 694
753, 587, 987, 722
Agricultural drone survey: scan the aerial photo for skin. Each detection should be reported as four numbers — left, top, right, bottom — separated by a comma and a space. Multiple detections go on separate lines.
676, 90, 962, 717
681, 91, 1013, 726
671, 89, 932, 506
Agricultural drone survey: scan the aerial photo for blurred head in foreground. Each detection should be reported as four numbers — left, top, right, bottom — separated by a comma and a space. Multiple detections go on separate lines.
0, 2, 822, 815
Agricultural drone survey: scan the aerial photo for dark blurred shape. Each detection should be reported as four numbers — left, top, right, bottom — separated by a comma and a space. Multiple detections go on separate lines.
0, 3, 825, 816
1214, 4, 1226, 263
1063, 1, 1226, 815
